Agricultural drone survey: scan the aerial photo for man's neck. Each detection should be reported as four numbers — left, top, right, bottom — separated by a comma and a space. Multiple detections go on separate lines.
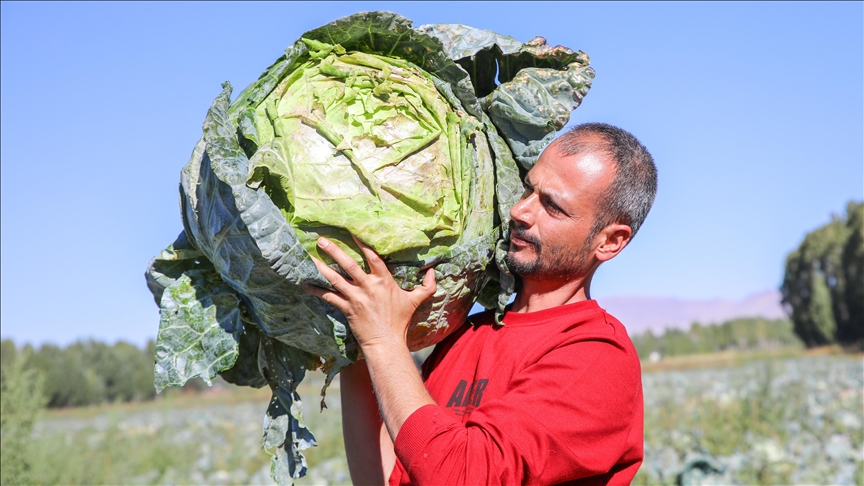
509, 270, 595, 314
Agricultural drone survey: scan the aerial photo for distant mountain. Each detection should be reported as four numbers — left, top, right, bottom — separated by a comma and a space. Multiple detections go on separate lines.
597, 290, 787, 335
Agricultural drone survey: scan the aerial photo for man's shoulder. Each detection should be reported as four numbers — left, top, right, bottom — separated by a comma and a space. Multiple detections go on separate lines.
445, 300, 632, 344
498, 300, 615, 331
431, 300, 637, 363
502, 301, 640, 372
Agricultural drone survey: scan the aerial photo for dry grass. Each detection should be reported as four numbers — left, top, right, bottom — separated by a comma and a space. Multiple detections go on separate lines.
639, 345, 847, 373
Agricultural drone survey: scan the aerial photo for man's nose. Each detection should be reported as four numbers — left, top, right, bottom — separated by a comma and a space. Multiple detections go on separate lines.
509, 194, 537, 227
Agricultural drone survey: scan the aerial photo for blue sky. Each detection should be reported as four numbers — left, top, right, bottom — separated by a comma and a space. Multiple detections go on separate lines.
2, 2, 861, 345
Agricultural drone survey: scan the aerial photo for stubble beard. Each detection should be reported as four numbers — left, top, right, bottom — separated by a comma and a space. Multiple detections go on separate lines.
504, 223, 592, 282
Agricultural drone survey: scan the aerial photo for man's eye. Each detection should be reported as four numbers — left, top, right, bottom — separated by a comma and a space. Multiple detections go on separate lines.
545, 201, 562, 214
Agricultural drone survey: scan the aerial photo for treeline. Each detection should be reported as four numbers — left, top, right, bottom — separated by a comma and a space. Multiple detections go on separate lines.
630, 317, 803, 360
0, 339, 167, 408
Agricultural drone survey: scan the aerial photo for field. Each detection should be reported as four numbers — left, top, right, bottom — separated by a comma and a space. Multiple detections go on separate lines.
16, 350, 864, 485
636, 349, 863, 485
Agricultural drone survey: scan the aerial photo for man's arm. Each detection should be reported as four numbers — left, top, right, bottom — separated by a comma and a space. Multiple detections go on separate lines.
339, 360, 396, 484
361, 334, 434, 441
303, 236, 435, 462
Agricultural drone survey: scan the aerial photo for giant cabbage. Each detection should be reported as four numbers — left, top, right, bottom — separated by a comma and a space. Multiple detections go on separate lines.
145, 11, 593, 483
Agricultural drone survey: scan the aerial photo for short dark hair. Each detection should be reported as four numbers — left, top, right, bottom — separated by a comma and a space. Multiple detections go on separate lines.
554, 122, 658, 241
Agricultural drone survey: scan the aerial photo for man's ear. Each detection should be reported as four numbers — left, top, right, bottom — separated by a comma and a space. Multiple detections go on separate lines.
594, 224, 632, 263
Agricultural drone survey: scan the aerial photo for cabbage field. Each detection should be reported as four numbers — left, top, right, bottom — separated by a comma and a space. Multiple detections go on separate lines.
11, 351, 860, 485
636, 353, 863, 485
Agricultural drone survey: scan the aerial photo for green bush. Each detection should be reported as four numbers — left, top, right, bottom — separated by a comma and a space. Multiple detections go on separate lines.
631, 317, 802, 359
0, 346, 47, 485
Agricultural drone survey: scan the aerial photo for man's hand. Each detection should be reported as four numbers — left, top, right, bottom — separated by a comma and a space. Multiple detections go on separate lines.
302, 234, 437, 464
303, 236, 436, 351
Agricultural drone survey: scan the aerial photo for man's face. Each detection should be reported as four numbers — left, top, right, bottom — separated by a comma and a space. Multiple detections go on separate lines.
505, 142, 615, 282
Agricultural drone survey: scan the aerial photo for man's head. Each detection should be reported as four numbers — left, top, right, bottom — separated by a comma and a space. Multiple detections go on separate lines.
505, 123, 657, 283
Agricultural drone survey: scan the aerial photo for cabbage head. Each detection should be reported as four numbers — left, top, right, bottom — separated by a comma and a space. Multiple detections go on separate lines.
145, 11, 593, 483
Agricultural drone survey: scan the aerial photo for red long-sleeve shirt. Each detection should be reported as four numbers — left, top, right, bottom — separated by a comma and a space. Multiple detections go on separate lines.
389, 300, 644, 485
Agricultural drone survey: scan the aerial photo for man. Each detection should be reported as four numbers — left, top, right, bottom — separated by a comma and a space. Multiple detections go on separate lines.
304, 122, 658, 485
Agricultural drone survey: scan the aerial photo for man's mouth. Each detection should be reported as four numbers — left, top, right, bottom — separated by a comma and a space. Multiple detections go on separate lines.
509, 224, 540, 249
510, 234, 532, 248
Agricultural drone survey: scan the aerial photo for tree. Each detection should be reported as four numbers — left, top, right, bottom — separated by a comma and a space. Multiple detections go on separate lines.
838, 201, 864, 344
29, 343, 97, 407
781, 201, 863, 347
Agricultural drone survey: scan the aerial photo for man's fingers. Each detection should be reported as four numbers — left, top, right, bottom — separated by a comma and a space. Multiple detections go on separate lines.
352, 235, 388, 275
409, 268, 437, 305
302, 283, 350, 310
317, 237, 367, 283
311, 255, 354, 295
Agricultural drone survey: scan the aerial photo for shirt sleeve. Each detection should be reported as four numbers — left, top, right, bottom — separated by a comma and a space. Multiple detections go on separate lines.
392, 339, 643, 485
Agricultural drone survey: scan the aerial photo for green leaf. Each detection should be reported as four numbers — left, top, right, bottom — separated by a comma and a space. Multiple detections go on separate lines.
419, 24, 589, 88
415, 23, 523, 62
247, 44, 474, 261
481, 64, 594, 169
301, 11, 451, 74
218, 323, 267, 388
183, 83, 349, 364
258, 336, 318, 484
419, 24, 595, 169
147, 232, 249, 392
145, 231, 208, 306
153, 269, 242, 393
416, 23, 522, 99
